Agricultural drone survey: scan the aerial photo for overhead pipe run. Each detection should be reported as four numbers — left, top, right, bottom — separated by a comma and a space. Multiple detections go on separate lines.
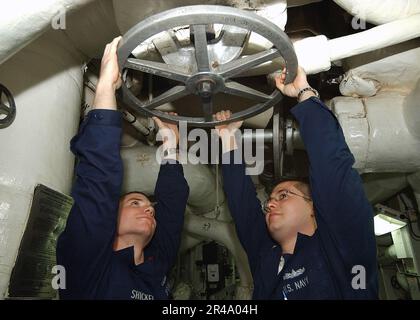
329, 92, 420, 173
292, 14, 420, 74
0, 0, 96, 65
333, 0, 420, 25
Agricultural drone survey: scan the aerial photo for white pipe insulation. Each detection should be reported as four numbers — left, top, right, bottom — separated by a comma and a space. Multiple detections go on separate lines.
293, 14, 420, 74
0, 30, 85, 298
333, 0, 420, 25
404, 78, 420, 140
0, 0, 96, 65
329, 14, 420, 62
363, 174, 408, 205
120, 143, 226, 215
329, 91, 420, 173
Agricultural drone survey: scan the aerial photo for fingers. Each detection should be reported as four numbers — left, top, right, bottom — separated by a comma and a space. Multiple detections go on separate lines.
152, 112, 178, 128
152, 116, 163, 129
115, 73, 122, 90
109, 36, 122, 55
102, 36, 122, 59
213, 110, 232, 121
274, 67, 287, 90
103, 43, 111, 56
297, 65, 306, 76
275, 77, 285, 91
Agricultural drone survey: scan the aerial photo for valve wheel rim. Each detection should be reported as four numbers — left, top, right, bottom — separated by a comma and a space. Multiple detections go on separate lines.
117, 5, 298, 127
0, 84, 16, 129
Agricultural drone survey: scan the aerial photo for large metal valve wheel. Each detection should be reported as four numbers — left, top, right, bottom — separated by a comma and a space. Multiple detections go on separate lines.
117, 5, 298, 127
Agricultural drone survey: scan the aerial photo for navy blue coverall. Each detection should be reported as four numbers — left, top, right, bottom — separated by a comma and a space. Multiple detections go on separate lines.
56, 109, 189, 300
222, 97, 378, 299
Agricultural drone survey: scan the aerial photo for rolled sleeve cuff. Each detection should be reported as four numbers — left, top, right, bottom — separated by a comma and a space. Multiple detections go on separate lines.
291, 96, 337, 122
84, 109, 122, 128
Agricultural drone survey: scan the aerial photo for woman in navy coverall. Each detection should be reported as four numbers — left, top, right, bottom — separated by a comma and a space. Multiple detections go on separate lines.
56, 37, 189, 300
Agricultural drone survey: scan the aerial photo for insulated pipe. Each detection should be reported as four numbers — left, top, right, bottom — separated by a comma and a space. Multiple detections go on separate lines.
329, 92, 420, 173
120, 143, 225, 215
0, 0, 96, 65
0, 29, 84, 298
378, 244, 398, 265
328, 14, 420, 62
179, 234, 203, 254
292, 14, 420, 74
363, 173, 408, 205
333, 0, 420, 25
404, 78, 420, 139
183, 213, 253, 300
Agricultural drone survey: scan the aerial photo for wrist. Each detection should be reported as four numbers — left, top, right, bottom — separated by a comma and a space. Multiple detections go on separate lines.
96, 80, 116, 93
93, 83, 117, 110
298, 91, 316, 102
162, 146, 179, 161
220, 134, 238, 154
161, 133, 178, 149
296, 83, 310, 92
297, 86, 319, 102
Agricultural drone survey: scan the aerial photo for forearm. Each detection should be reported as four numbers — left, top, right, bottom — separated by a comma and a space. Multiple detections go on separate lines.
217, 90, 315, 153
93, 82, 117, 110
291, 97, 351, 172
220, 130, 239, 154
221, 155, 273, 270
291, 97, 370, 218
153, 163, 189, 267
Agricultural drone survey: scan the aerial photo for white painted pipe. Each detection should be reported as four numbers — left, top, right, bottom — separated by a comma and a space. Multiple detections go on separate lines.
330, 92, 420, 173
404, 78, 420, 139
0, 30, 84, 298
179, 234, 203, 254
0, 0, 96, 65
378, 244, 398, 265
333, 0, 420, 25
328, 14, 420, 62
293, 14, 420, 74
339, 72, 380, 97
363, 174, 408, 205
